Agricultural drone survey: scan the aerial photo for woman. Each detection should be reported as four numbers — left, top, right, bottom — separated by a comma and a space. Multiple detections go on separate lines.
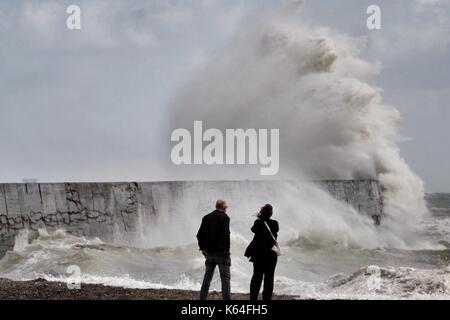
244, 204, 279, 300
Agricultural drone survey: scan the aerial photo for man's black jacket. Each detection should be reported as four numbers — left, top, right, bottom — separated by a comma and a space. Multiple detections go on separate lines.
196, 210, 230, 253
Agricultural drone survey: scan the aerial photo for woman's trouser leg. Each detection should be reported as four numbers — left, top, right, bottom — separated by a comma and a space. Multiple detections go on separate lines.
262, 253, 278, 301
250, 259, 264, 300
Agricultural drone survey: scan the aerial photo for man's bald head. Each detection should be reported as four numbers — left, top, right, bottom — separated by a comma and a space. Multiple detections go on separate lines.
215, 199, 228, 212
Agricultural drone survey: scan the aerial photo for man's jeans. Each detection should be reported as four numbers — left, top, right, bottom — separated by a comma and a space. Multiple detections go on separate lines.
200, 253, 231, 300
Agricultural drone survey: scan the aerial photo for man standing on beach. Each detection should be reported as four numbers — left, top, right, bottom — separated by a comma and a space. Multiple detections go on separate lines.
196, 199, 231, 300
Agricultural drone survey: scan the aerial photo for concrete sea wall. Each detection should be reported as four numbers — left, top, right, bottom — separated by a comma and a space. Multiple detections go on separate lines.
0, 180, 383, 257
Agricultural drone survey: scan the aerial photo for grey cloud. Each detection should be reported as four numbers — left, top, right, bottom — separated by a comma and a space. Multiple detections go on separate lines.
0, 0, 449, 192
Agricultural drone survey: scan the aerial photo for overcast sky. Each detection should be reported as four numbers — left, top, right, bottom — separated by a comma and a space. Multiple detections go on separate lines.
0, 0, 449, 192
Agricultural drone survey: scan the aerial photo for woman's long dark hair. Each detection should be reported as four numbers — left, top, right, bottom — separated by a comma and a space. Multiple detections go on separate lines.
257, 204, 273, 221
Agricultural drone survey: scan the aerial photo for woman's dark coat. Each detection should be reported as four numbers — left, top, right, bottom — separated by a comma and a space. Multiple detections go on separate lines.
245, 218, 279, 259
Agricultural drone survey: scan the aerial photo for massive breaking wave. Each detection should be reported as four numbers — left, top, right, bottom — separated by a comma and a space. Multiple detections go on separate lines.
168, 2, 428, 241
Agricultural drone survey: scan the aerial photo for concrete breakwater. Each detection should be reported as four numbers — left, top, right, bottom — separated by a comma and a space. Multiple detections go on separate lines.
0, 180, 383, 257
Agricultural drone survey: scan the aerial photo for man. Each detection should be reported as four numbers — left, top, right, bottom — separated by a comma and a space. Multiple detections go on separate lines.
196, 199, 231, 300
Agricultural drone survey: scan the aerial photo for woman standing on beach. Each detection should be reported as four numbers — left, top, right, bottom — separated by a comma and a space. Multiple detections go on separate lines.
244, 204, 280, 300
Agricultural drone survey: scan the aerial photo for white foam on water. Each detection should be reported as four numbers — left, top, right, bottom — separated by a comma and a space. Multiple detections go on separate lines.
1, 229, 449, 299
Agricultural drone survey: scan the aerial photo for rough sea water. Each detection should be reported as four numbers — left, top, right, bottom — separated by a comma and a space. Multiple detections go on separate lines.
0, 193, 448, 300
